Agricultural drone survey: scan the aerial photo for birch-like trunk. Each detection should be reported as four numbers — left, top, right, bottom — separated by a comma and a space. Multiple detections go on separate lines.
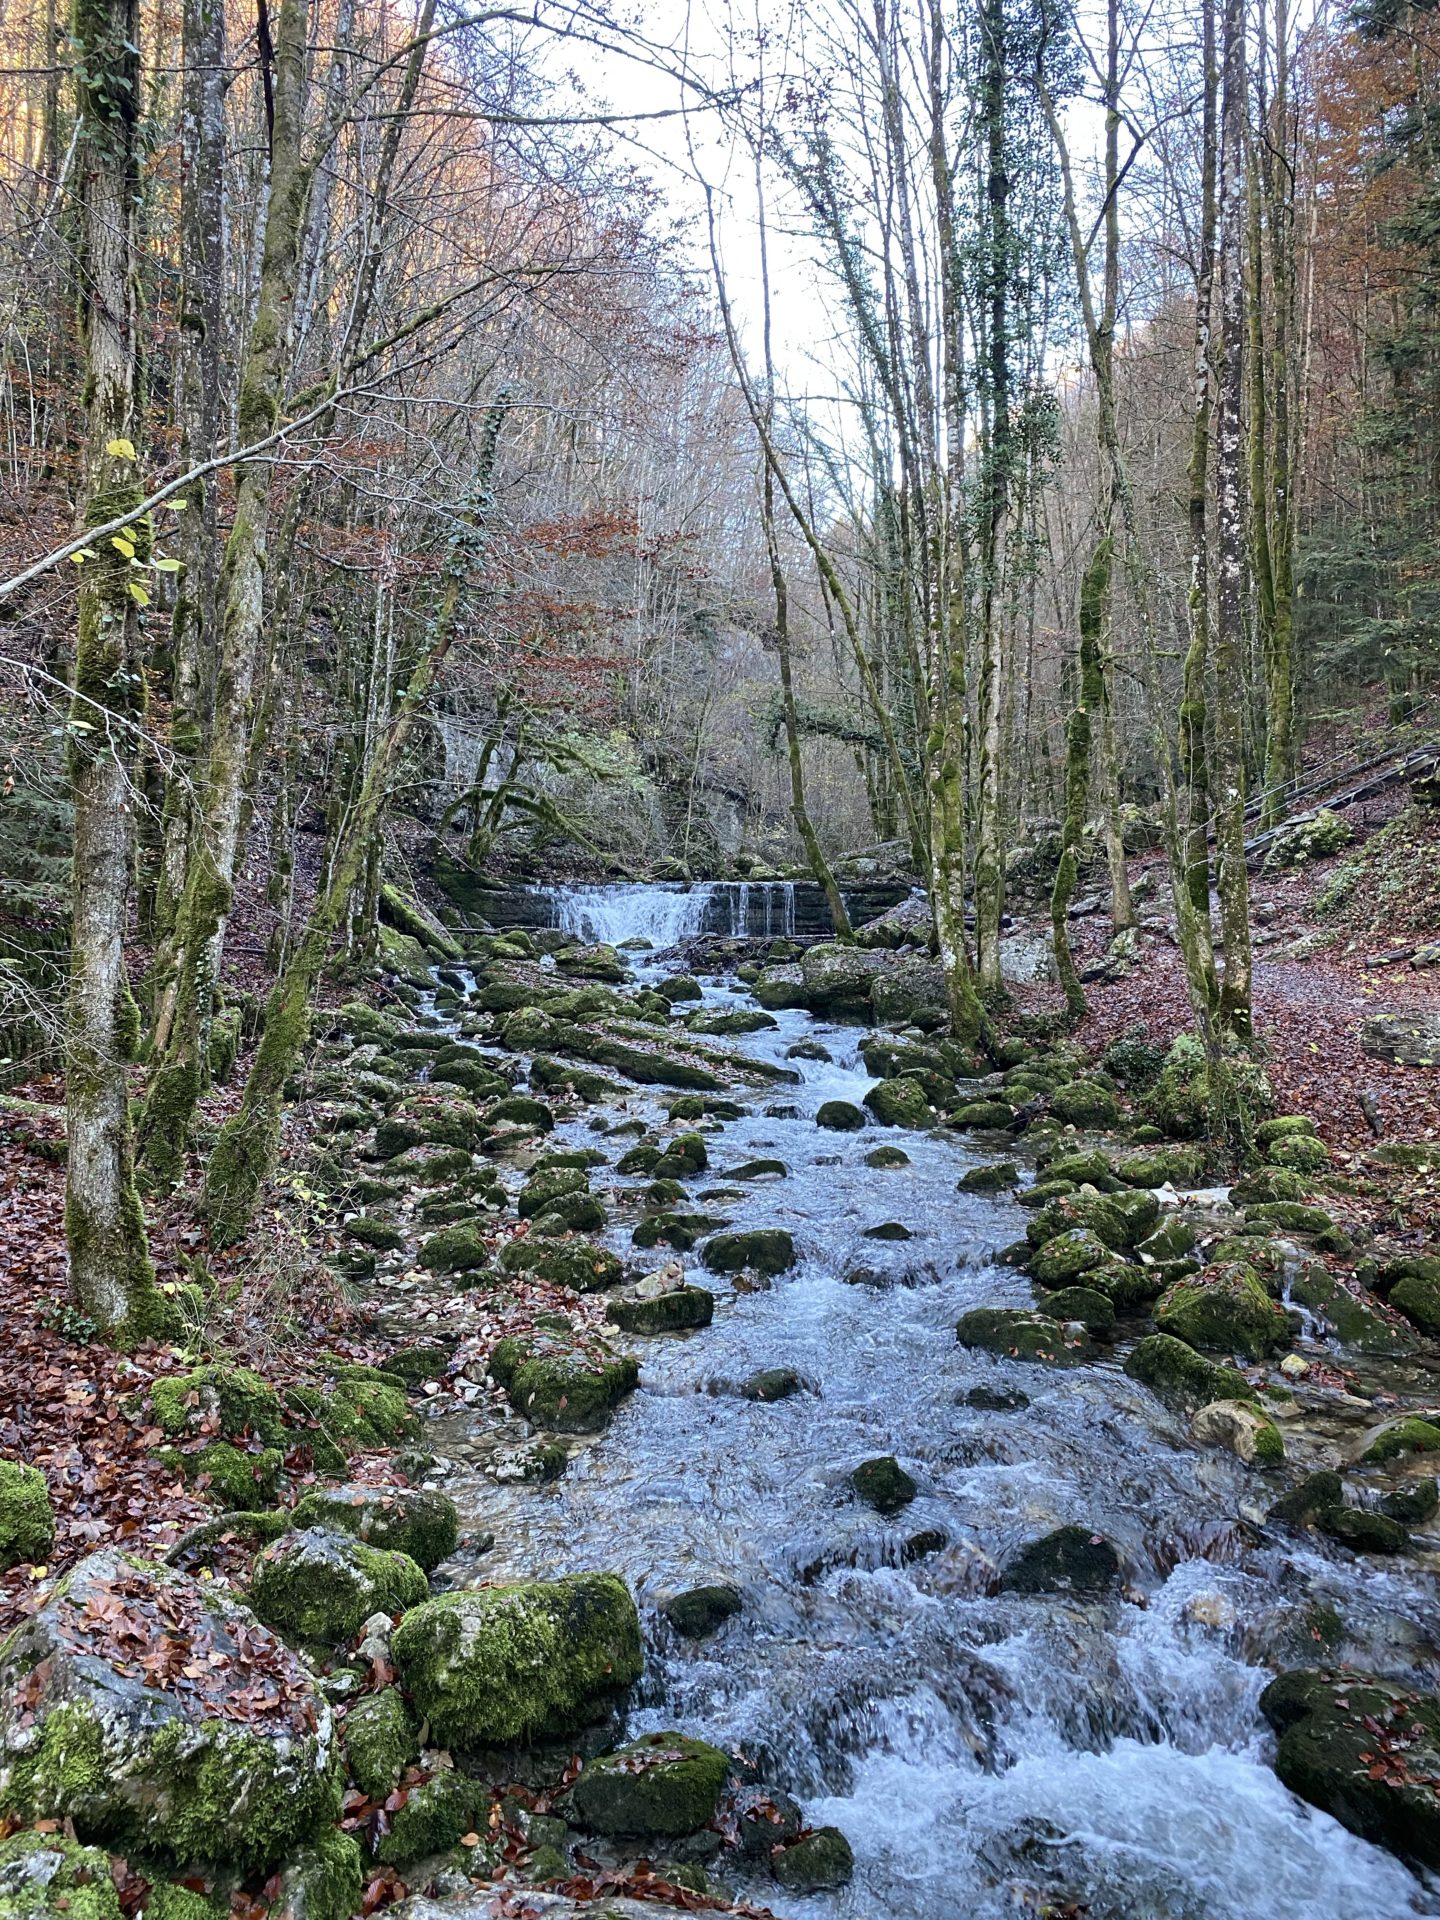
65, 0, 161, 1340
1214, 0, 1255, 1040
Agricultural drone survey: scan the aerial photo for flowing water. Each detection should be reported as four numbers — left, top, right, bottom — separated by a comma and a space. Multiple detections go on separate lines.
437, 890, 1440, 1920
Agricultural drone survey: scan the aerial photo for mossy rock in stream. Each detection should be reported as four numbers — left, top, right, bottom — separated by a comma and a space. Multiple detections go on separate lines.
489, 1334, 639, 1432
418, 1225, 491, 1276
1123, 1333, 1257, 1414
1027, 1227, 1110, 1286
633, 1212, 727, 1252
652, 1132, 709, 1177
342, 1215, 405, 1253
247, 1527, 428, 1646
665, 1094, 746, 1121
998, 1524, 1121, 1595
372, 1770, 479, 1867
687, 1007, 779, 1036
500, 1236, 624, 1292
1155, 1261, 1290, 1360
150, 1365, 286, 1445
290, 1484, 459, 1571
656, 974, 703, 1003
1260, 1669, 1440, 1868
865, 1145, 910, 1169
661, 1584, 743, 1638
1390, 1270, 1440, 1337
1114, 1144, 1209, 1188
563, 1732, 731, 1838
190, 1440, 284, 1510
702, 1229, 796, 1276
956, 1308, 1092, 1366
772, 1826, 855, 1893
517, 1166, 589, 1219
950, 1100, 1017, 1130
607, 1286, 714, 1335
484, 1094, 555, 1135
863, 1079, 932, 1130
373, 1089, 483, 1161
390, 1574, 642, 1747
1038, 1286, 1117, 1336
958, 1161, 1020, 1194
1027, 1191, 1130, 1252
850, 1455, 918, 1515
816, 1100, 866, 1132
1048, 1079, 1121, 1127
1358, 1417, 1440, 1464
1288, 1266, 1414, 1354
282, 1366, 417, 1470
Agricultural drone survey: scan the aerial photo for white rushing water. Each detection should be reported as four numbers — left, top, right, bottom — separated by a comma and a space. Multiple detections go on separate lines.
540, 880, 799, 945
437, 907, 1440, 1920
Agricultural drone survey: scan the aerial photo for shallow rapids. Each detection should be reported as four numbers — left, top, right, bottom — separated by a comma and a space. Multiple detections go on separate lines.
437, 959, 1440, 1920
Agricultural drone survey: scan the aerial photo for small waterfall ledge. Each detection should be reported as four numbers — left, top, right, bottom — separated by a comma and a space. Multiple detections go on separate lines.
470, 878, 912, 945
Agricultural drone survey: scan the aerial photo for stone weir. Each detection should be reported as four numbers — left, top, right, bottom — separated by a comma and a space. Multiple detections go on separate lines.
464, 879, 912, 945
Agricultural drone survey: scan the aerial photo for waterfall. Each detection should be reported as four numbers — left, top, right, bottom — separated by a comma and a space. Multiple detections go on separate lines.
544, 882, 718, 947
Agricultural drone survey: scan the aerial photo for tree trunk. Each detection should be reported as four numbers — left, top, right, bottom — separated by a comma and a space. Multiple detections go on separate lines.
1214, 0, 1255, 1040
1051, 537, 1111, 1021
65, 0, 162, 1341
137, 0, 310, 1187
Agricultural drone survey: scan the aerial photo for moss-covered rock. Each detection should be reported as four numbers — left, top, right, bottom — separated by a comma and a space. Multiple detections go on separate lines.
956, 1308, 1092, 1366
1124, 1333, 1257, 1413
248, 1527, 429, 1646
1028, 1227, 1110, 1286
1358, 1417, 1440, 1464
1316, 1505, 1408, 1554
816, 1100, 866, 1132
343, 1216, 405, 1253
1381, 1478, 1438, 1525
344, 1688, 418, 1799
0, 1830, 123, 1920
150, 1365, 285, 1445
273, 1827, 365, 1920
1267, 1133, 1331, 1174
702, 1229, 795, 1276
372, 1769, 477, 1865
632, 1212, 725, 1253
660, 1586, 742, 1639
0, 1551, 339, 1867
1039, 1286, 1116, 1335
1267, 1470, 1344, 1529
283, 1366, 417, 1470
998, 1525, 1121, 1595
771, 1826, 855, 1892
1191, 1399, 1285, 1465
607, 1286, 714, 1335
742, 1368, 803, 1401
1260, 1668, 1440, 1867
417, 1225, 490, 1276
1288, 1266, 1413, 1354
652, 1133, 709, 1179
865, 1145, 911, 1169
1114, 1145, 1208, 1188
958, 1162, 1019, 1194
950, 1100, 1017, 1129
1043, 1148, 1117, 1187
863, 1079, 932, 1130
0, 1463, 54, 1570
1027, 1190, 1130, 1252
850, 1456, 917, 1515
1155, 1261, 1290, 1360
1049, 1079, 1121, 1127
489, 1333, 639, 1432
565, 1733, 730, 1838
374, 1090, 482, 1161
390, 1574, 642, 1747
498, 1236, 624, 1292
517, 1166, 590, 1220
193, 1440, 283, 1510
1390, 1270, 1440, 1337
290, 1485, 458, 1572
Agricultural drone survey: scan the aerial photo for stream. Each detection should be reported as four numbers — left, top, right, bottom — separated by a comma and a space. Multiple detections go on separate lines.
429, 905, 1440, 1920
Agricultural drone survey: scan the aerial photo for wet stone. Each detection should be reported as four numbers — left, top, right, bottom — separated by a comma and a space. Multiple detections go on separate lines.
998, 1525, 1122, 1596
850, 1455, 918, 1516
662, 1584, 743, 1639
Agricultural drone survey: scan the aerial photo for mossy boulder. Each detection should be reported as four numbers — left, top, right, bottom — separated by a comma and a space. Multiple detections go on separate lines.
372, 1769, 478, 1865
150, 1365, 285, 1445
652, 1132, 709, 1178
1268, 1470, 1345, 1529
343, 1216, 405, 1253
344, 1688, 417, 1800
418, 1225, 490, 1276
772, 1826, 855, 1892
752, 966, 808, 1011
1390, 1270, 1440, 1337
290, 1484, 459, 1572
956, 1308, 1092, 1366
273, 1828, 364, 1920
282, 1366, 417, 1469
564, 1732, 730, 1838
247, 1528, 428, 1647
193, 1440, 283, 1510
850, 1456, 918, 1516
958, 1162, 1020, 1194
656, 975, 703, 1004
0, 1463, 54, 1570
1028, 1227, 1111, 1286
389, 1574, 642, 1747
499, 1236, 624, 1292
0, 1551, 339, 1868
517, 1166, 589, 1220
1040, 1286, 1116, 1336
607, 1287, 714, 1335
374, 1090, 482, 1161
1259, 1669, 1440, 1867
1049, 1079, 1121, 1128
998, 1525, 1121, 1595
661, 1586, 742, 1639
1267, 1134, 1331, 1174
866, 1145, 910, 1169
633, 1212, 725, 1253
951, 1100, 1016, 1129
816, 1100, 866, 1132
0, 1830, 123, 1920
1027, 1190, 1129, 1252
1043, 1149, 1116, 1187
1191, 1399, 1285, 1465
862, 1079, 932, 1130
702, 1229, 795, 1276
1114, 1145, 1208, 1188
1316, 1506, 1408, 1554
1154, 1262, 1290, 1360
1288, 1267, 1413, 1355
489, 1333, 639, 1432
1124, 1333, 1257, 1413
1358, 1417, 1440, 1464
